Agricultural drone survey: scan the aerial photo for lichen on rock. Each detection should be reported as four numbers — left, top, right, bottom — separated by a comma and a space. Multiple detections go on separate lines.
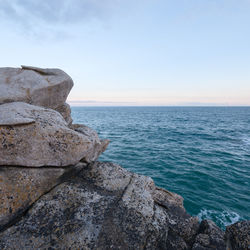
0, 102, 107, 167
0, 162, 201, 249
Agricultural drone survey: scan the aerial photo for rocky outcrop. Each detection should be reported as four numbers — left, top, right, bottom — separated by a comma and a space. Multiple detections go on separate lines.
225, 221, 250, 250
0, 102, 108, 167
0, 66, 73, 110
0, 161, 247, 250
0, 162, 200, 249
0, 66, 248, 249
0, 163, 85, 231
192, 220, 226, 250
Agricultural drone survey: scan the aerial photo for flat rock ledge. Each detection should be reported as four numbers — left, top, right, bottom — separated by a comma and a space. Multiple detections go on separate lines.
1, 161, 245, 250
0, 102, 108, 167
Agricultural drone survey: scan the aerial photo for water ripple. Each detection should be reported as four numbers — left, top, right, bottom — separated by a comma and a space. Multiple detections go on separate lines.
72, 106, 250, 228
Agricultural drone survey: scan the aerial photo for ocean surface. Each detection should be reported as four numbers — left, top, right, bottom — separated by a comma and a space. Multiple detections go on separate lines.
71, 106, 250, 229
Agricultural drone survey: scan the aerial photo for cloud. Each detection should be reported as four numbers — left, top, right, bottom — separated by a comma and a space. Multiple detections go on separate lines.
0, 0, 118, 23
0, 0, 120, 37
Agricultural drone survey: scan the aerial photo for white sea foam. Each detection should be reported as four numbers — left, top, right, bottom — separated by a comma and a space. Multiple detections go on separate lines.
197, 209, 241, 228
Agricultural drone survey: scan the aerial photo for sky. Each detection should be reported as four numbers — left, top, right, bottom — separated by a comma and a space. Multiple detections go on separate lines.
0, 0, 250, 106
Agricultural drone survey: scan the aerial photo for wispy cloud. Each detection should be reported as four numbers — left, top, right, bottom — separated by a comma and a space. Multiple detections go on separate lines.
0, 0, 120, 37
0, 0, 118, 23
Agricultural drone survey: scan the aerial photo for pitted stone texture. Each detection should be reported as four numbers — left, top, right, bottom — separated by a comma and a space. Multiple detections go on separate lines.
80, 161, 132, 192
153, 187, 199, 248
0, 102, 108, 167
192, 220, 226, 250
0, 163, 85, 231
55, 102, 72, 125
71, 124, 109, 163
0, 65, 73, 109
225, 220, 250, 250
0, 162, 201, 250
0, 180, 115, 250
152, 186, 184, 209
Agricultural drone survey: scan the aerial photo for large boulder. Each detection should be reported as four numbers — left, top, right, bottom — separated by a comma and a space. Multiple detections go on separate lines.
0, 102, 108, 167
225, 220, 250, 250
0, 65, 73, 110
0, 163, 85, 231
0, 162, 200, 249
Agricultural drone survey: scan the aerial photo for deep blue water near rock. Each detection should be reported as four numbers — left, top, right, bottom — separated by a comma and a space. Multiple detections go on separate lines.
71, 106, 250, 229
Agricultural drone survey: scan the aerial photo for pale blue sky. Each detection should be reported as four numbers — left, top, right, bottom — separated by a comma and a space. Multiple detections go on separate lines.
0, 0, 249, 105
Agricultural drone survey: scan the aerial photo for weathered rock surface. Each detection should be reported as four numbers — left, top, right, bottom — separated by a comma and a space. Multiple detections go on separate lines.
192, 220, 226, 250
55, 102, 73, 125
0, 163, 85, 231
0, 65, 73, 110
71, 124, 110, 163
0, 102, 108, 167
0, 162, 201, 250
225, 220, 250, 250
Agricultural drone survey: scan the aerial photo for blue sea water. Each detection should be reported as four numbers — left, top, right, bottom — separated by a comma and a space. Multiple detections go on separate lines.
71, 106, 250, 229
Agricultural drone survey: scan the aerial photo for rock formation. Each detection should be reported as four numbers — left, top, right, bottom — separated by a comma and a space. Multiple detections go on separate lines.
0, 66, 73, 109
225, 221, 250, 250
0, 102, 108, 167
0, 66, 248, 249
0, 163, 84, 231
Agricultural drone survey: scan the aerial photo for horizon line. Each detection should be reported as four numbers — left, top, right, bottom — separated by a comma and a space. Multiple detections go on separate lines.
67, 101, 250, 107
68, 104, 250, 107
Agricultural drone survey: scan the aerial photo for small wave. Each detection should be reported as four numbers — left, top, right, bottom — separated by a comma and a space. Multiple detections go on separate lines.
197, 209, 241, 229
242, 136, 250, 145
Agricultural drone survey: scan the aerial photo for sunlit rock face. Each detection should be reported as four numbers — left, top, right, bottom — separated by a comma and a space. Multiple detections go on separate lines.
0, 162, 203, 250
0, 65, 73, 110
0, 163, 85, 231
0, 102, 108, 167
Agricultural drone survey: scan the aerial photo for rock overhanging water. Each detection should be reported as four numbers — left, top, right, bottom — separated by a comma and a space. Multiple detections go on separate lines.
0, 66, 248, 250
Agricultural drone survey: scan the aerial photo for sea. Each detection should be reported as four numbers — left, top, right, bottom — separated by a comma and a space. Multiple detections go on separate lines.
71, 106, 250, 229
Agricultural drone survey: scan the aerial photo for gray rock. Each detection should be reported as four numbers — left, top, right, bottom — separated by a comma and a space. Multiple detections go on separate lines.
0, 162, 200, 249
55, 102, 73, 125
166, 213, 199, 249
0, 102, 108, 167
192, 220, 226, 250
153, 187, 199, 249
71, 124, 110, 163
0, 66, 73, 110
225, 220, 250, 250
0, 163, 85, 231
